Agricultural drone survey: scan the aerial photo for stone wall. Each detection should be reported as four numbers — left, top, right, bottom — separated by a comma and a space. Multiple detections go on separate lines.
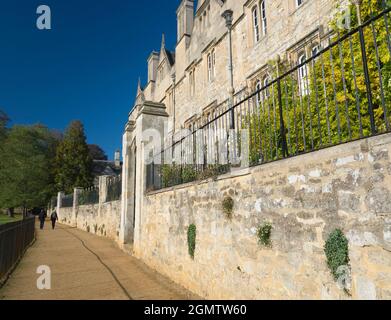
58, 207, 73, 226
137, 134, 391, 300
57, 176, 122, 242
75, 201, 121, 241
58, 200, 121, 242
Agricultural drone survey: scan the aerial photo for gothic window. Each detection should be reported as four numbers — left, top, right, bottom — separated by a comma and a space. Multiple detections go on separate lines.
263, 75, 271, 100
207, 49, 216, 82
252, 1, 267, 45
311, 44, 320, 57
296, 0, 304, 7
252, 6, 260, 43
260, 0, 267, 36
255, 80, 262, 105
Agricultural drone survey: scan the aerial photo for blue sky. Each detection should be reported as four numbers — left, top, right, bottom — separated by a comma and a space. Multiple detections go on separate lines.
0, 0, 180, 159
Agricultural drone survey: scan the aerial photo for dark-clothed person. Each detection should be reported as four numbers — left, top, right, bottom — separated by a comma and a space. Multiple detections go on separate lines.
50, 211, 58, 230
38, 210, 47, 230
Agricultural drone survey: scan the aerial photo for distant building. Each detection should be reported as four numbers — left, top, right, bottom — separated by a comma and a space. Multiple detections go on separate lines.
92, 150, 122, 184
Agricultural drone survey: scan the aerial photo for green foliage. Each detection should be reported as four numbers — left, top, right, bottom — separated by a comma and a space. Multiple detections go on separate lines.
88, 144, 108, 161
0, 109, 9, 143
55, 121, 93, 194
161, 164, 228, 188
222, 196, 234, 219
257, 223, 272, 247
187, 224, 197, 259
324, 229, 350, 281
161, 164, 182, 188
0, 125, 58, 209
182, 165, 198, 184
197, 164, 226, 180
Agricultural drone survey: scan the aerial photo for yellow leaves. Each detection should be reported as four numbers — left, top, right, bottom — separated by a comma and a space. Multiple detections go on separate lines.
356, 75, 367, 92
336, 92, 347, 104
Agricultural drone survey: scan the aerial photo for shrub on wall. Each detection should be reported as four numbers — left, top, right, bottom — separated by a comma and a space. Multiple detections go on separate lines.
161, 164, 229, 188
187, 224, 197, 260
324, 229, 350, 283
222, 196, 234, 219
257, 223, 273, 247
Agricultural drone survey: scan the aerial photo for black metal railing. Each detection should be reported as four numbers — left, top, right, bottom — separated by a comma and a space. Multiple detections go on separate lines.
147, 4, 391, 191
0, 217, 35, 282
78, 186, 99, 205
60, 194, 74, 208
106, 176, 122, 202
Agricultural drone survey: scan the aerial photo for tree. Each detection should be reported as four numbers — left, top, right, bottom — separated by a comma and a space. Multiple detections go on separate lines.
0, 125, 58, 212
54, 121, 93, 194
0, 109, 9, 143
88, 144, 108, 161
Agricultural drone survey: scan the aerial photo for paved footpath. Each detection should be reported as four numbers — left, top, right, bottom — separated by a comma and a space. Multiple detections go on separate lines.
0, 223, 199, 300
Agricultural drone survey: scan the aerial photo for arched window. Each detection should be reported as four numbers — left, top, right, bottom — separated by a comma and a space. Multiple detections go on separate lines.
311, 44, 320, 57
263, 75, 270, 100
256, 80, 262, 105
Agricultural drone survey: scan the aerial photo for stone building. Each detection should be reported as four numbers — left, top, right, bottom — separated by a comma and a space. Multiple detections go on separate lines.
129, 0, 336, 135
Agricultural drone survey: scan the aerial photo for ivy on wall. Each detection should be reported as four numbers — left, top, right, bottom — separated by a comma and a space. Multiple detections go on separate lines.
257, 223, 273, 248
222, 196, 234, 219
187, 224, 197, 259
324, 229, 350, 281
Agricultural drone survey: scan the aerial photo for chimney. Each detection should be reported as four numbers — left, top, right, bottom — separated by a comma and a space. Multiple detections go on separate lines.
114, 150, 121, 168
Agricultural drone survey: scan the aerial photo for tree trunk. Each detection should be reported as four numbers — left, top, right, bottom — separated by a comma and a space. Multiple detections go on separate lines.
7, 208, 14, 218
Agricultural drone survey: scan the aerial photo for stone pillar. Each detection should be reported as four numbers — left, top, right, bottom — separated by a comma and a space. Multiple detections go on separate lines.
57, 192, 63, 217
119, 101, 168, 254
72, 188, 82, 228
99, 176, 110, 204
119, 121, 136, 246
133, 101, 168, 256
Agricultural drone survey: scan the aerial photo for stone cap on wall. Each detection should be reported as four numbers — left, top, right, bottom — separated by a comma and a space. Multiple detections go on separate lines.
136, 101, 169, 119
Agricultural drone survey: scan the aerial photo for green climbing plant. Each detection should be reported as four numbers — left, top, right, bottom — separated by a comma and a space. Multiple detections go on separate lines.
257, 223, 273, 248
187, 224, 197, 259
222, 196, 234, 219
324, 229, 350, 281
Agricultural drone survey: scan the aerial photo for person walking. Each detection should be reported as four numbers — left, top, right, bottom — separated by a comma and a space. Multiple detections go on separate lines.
50, 210, 58, 230
38, 209, 47, 230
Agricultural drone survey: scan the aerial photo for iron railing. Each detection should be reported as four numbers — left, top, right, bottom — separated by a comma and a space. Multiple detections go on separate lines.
106, 176, 122, 202
78, 186, 99, 205
60, 194, 74, 208
0, 217, 35, 282
147, 4, 391, 191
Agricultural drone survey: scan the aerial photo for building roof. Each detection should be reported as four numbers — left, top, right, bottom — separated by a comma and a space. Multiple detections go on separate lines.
92, 160, 122, 178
